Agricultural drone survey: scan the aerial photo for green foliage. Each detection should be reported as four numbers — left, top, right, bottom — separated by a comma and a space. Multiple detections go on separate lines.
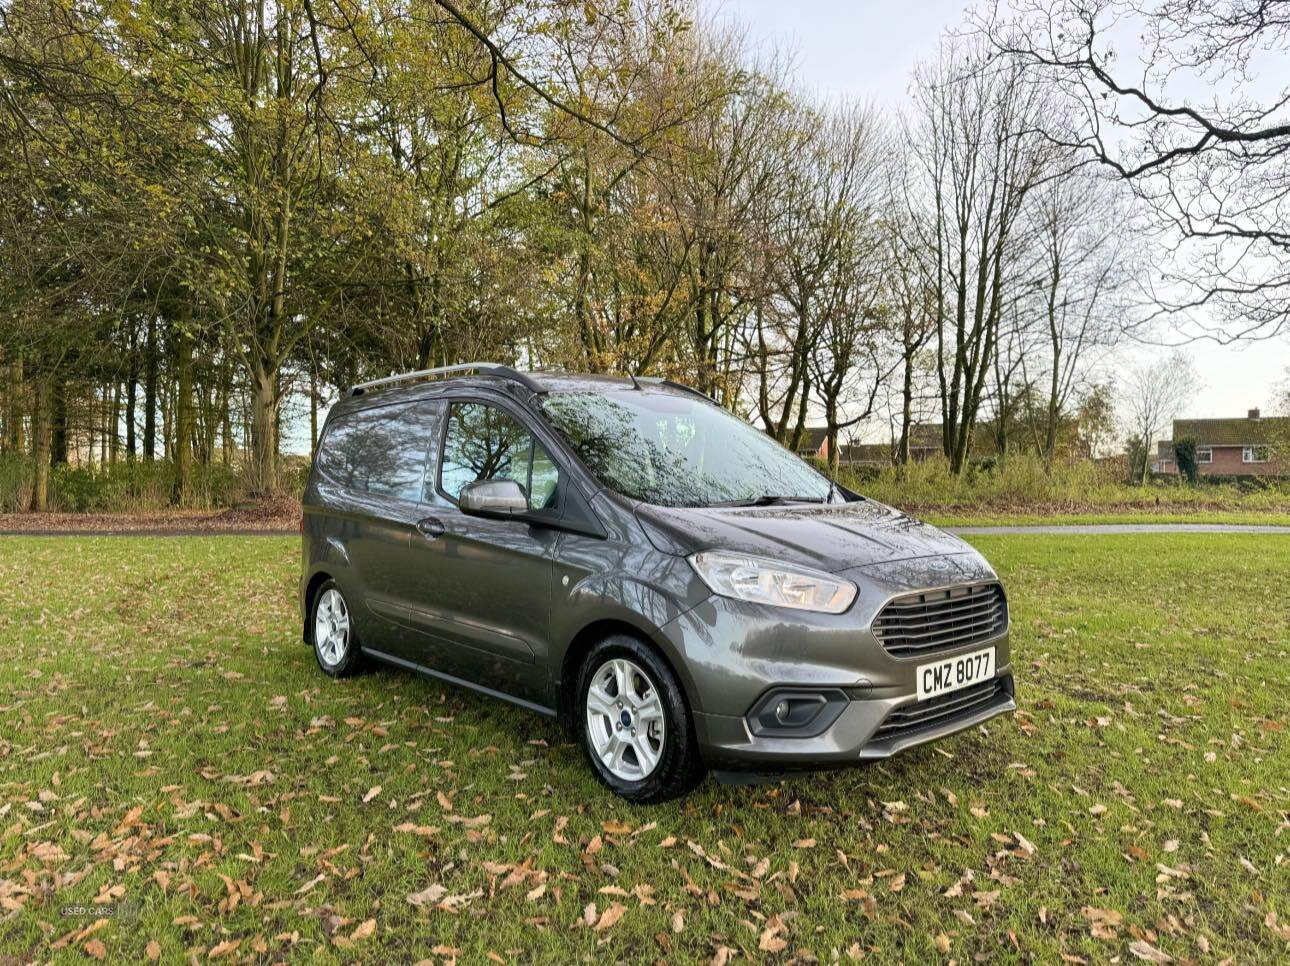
0, 457, 247, 512
0, 452, 32, 512
1174, 436, 1199, 485
845, 452, 1290, 515
1124, 435, 1148, 484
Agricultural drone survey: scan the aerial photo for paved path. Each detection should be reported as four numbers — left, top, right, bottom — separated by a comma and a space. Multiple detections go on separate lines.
948, 523, 1290, 535
3, 523, 1289, 537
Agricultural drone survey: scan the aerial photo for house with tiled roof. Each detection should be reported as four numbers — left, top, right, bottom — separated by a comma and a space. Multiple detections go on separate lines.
1152, 409, 1287, 477
792, 426, 831, 460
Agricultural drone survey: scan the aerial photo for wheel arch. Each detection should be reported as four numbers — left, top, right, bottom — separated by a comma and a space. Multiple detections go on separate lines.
301, 569, 334, 645
557, 617, 697, 734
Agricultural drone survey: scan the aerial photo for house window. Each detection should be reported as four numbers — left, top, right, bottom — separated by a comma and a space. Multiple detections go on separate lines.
1242, 445, 1270, 464
1196, 447, 1212, 464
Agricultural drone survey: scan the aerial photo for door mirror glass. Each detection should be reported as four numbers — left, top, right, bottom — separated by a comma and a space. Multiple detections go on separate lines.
458, 479, 529, 518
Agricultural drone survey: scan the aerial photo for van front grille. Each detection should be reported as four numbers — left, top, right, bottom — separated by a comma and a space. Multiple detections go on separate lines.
871, 583, 1006, 658
869, 677, 1008, 744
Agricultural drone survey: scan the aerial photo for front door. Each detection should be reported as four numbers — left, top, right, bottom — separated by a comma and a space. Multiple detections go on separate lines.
402, 399, 561, 705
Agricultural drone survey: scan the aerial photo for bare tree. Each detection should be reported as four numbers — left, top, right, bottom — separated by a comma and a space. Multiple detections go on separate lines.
883, 211, 938, 465
904, 38, 1059, 472
1124, 350, 1197, 483
1018, 169, 1138, 463
976, 0, 1290, 342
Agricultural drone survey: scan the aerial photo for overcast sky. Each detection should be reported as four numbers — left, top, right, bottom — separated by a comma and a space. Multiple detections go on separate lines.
700, 0, 1289, 425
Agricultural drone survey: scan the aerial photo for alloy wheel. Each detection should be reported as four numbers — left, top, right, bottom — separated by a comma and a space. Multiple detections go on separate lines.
314, 588, 350, 667
584, 657, 666, 781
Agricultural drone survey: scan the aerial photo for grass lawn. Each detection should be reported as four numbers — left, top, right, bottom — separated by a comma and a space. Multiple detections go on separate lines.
1, 535, 1287, 963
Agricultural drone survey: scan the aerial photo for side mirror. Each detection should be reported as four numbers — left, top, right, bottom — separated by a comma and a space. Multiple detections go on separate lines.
458, 479, 528, 518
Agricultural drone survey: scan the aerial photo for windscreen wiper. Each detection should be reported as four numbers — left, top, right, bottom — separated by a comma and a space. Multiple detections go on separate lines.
709, 494, 827, 507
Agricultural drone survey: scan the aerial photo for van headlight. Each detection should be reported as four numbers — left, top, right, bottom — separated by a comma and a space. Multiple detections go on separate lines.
688, 551, 857, 614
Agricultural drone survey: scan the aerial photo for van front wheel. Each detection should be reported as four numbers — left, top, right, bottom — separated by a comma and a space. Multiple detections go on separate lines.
576, 635, 704, 803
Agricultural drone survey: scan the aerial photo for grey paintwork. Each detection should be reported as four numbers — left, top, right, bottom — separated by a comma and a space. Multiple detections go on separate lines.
300, 372, 1014, 772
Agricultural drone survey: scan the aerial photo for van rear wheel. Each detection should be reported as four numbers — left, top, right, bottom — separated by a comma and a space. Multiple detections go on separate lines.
576, 635, 704, 803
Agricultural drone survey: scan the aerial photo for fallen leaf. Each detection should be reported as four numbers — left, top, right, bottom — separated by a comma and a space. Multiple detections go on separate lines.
407, 883, 446, 908
1081, 906, 1123, 940
1128, 939, 1172, 963
594, 903, 627, 932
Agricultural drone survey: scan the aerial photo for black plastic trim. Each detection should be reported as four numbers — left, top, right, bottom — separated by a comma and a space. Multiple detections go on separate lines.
746, 687, 849, 738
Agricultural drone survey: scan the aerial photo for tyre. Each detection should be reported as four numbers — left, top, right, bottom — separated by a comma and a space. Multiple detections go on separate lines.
576, 634, 705, 803
310, 580, 365, 678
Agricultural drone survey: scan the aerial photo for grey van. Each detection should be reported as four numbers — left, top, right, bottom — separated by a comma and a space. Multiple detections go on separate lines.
301, 364, 1015, 802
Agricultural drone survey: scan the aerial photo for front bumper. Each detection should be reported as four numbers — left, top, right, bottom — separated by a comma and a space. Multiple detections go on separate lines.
655, 552, 1016, 769
694, 673, 1015, 770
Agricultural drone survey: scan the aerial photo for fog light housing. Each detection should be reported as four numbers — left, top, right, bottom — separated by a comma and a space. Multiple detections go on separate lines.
747, 688, 849, 738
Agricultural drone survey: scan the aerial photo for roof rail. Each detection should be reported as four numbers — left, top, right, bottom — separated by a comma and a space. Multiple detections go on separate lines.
347, 362, 542, 397
637, 376, 714, 402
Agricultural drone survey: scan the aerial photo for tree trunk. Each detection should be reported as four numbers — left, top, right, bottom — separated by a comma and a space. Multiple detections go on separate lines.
897, 353, 914, 465
30, 375, 51, 511
1043, 344, 1062, 466
50, 375, 68, 466
220, 366, 233, 466
125, 324, 138, 458
86, 387, 97, 467
109, 381, 121, 464
6, 353, 23, 452
163, 381, 174, 461
309, 366, 319, 456
174, 326, 194, 504
248, 360, 280, 495
143, 315, 158, 460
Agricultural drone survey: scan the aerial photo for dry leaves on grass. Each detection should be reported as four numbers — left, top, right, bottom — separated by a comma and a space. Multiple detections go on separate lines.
1128, 939, 1173, 962
758, 916, 788, 953
1081, 906, 1123, 940
594, 903, 627, 932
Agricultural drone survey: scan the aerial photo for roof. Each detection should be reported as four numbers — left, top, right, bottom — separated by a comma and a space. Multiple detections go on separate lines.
1172, 415, 1289, 446
794, 426, 829, 451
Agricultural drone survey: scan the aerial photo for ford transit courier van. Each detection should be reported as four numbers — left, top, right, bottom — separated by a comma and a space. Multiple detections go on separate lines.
301, 364, 1014, 802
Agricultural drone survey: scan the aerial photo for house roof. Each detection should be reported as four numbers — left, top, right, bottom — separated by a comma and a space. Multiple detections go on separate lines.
1172, 415, 1289, 446
794, 426, 829, 451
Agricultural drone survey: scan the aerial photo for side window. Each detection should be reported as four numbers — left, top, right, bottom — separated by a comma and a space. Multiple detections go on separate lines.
439, 402, 560, 511
316, 401, 442, 501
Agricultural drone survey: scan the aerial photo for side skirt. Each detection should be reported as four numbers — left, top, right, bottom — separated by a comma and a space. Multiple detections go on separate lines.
361, 647, 558, 719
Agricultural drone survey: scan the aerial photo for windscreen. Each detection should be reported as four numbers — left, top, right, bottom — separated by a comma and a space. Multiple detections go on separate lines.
537, 390, 832, 507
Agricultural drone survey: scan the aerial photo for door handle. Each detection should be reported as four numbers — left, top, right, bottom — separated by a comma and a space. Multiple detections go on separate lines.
415, 516, 446, 538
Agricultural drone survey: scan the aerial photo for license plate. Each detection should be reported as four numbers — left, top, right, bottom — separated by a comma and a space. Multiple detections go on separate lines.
916, 646, 996, 701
